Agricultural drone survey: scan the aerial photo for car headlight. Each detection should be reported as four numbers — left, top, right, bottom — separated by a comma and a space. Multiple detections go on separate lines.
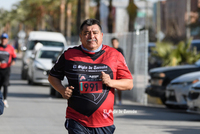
192, 79, 199, 84
181, 79, 199, 86
151, 73, 165, 86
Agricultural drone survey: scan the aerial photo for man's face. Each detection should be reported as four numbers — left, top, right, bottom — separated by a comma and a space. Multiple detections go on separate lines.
112, 39, 119, 49
79, 24, 103, 51
1, 38, 8, 46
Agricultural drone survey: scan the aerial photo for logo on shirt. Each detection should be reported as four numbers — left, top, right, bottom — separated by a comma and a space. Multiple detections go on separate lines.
103, 109, 113, 119
79, 75, 86, 80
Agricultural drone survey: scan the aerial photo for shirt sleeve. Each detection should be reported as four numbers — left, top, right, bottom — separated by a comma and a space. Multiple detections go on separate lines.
116, 52, 132, 80
11, 46, 17, 61
49, 53, 65, 80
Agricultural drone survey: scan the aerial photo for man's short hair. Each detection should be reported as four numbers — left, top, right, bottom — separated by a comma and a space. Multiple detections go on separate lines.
80, 19, 102, 33
111, 37, 118, 42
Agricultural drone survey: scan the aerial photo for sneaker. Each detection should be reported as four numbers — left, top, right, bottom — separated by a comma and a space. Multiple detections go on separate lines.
4, 100, 9, 108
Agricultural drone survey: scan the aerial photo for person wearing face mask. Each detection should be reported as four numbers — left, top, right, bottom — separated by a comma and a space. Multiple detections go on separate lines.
0, 33, 17, 108
111, 37, 124, 105
48, 19, 133, 134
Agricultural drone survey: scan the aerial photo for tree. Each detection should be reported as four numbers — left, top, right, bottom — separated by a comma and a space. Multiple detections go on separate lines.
66, 1, 72, 38
126, 0, 138, 32
95, 0, 100, 20
76, 0, 90, 34
107, 0, 114, 33
151, 39, 200, 66
60, 0, 66, 35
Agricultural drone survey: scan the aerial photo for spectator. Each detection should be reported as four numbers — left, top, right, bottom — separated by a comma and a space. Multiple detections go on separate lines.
111, 37, 124, 105
0, 33, 17, 108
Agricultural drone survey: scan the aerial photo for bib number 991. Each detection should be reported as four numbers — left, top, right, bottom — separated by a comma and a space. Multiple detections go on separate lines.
80, 81, 102, 94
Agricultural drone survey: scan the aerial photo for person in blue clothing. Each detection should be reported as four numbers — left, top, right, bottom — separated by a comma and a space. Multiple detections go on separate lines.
0, 90, 4, 115
0, 33, 17, 108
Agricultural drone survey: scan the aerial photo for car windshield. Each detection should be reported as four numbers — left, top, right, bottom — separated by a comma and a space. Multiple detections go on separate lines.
191, 42, 200, 52
195, 59, 200, 66
27, 40, 64, 50
37, 50, 60, 59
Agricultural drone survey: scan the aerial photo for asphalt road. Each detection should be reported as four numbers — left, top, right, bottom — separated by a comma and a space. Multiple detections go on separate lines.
0, 56, 200, 134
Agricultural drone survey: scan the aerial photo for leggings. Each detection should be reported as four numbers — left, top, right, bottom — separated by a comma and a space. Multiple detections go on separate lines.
0, 86, 8, 100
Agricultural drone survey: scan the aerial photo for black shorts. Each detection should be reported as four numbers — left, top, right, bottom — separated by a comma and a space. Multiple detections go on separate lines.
0, 67, 10, 87
65, 118, 115, 134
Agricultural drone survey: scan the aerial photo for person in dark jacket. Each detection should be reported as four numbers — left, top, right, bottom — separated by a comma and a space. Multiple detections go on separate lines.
111, 37, 124, 105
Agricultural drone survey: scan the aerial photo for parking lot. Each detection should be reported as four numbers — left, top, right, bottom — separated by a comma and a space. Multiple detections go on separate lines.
0, 56, 200, 134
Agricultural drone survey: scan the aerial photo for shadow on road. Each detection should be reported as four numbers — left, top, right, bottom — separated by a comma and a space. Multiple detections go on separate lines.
114, 104, 200, 122
8, 92, 50, 98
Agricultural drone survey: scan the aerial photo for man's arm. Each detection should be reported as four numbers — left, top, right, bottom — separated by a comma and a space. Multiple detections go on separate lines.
101, 71, 133, 90
48, 75, 73, 99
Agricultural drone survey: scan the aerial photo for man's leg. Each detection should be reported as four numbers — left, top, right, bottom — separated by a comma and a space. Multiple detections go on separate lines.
65, 119, 91, 134
3, 86, 8, 100
93, 125, 115, 134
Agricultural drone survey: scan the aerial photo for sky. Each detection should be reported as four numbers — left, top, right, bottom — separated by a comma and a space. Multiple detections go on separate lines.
0, 0, 159, 11
0, 0, 21, 11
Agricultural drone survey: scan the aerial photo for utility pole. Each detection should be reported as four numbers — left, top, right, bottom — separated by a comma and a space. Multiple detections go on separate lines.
186, 0, 191, 39
156, 1, 161, 42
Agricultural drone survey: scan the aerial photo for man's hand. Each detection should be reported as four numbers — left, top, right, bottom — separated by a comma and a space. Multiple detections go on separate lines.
61, 86, 74, 99
11, 61, 15, 66
101, 71, 112, 87
100, 71, 133, 90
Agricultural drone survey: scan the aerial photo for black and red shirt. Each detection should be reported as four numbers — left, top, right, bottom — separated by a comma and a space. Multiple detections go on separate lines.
49, 45, 132, 128
0, 44, 16, 69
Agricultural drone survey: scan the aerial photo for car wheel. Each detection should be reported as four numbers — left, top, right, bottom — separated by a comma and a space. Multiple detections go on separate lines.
28, 75, 35, 85
50, 86, 56, 96
165, 104, 176, 109
160, 95, 167, 105
21, 69, 27, 80
55, 91, 62, 98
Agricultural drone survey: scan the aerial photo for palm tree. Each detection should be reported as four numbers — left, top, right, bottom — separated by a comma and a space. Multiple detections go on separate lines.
94, 0, 100, 20
76, 0, 90, 34
60, 0, 66, 35
107, 0, 114, 33
126, 0, 138, 32
66, 1, 72, 43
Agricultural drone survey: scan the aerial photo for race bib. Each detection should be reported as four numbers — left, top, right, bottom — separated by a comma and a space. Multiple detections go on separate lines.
79, 74, 103, 94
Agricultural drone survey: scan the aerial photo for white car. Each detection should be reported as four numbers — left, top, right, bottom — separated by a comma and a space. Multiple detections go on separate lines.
27, 46, 62, 85
165, 71, 200, 109
21, 31, 67, 80
49, 45, 76, 98
187, 81, 200, 114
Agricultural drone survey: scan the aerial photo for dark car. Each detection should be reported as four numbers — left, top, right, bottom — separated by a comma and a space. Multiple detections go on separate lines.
148, 42, 162, 70
145, 59, 200, 105
190, 39, 200, 52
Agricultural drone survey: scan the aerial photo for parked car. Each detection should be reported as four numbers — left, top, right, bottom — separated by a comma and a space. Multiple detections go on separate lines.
21, 31, 67, 80
145, 59, 200, 105
187, 81, 200, 114
49, 45, 76, 98
27, 46, 62, 85
190, 39, 200, 53
165, 71, 200, 109
148, 42, 162, 70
